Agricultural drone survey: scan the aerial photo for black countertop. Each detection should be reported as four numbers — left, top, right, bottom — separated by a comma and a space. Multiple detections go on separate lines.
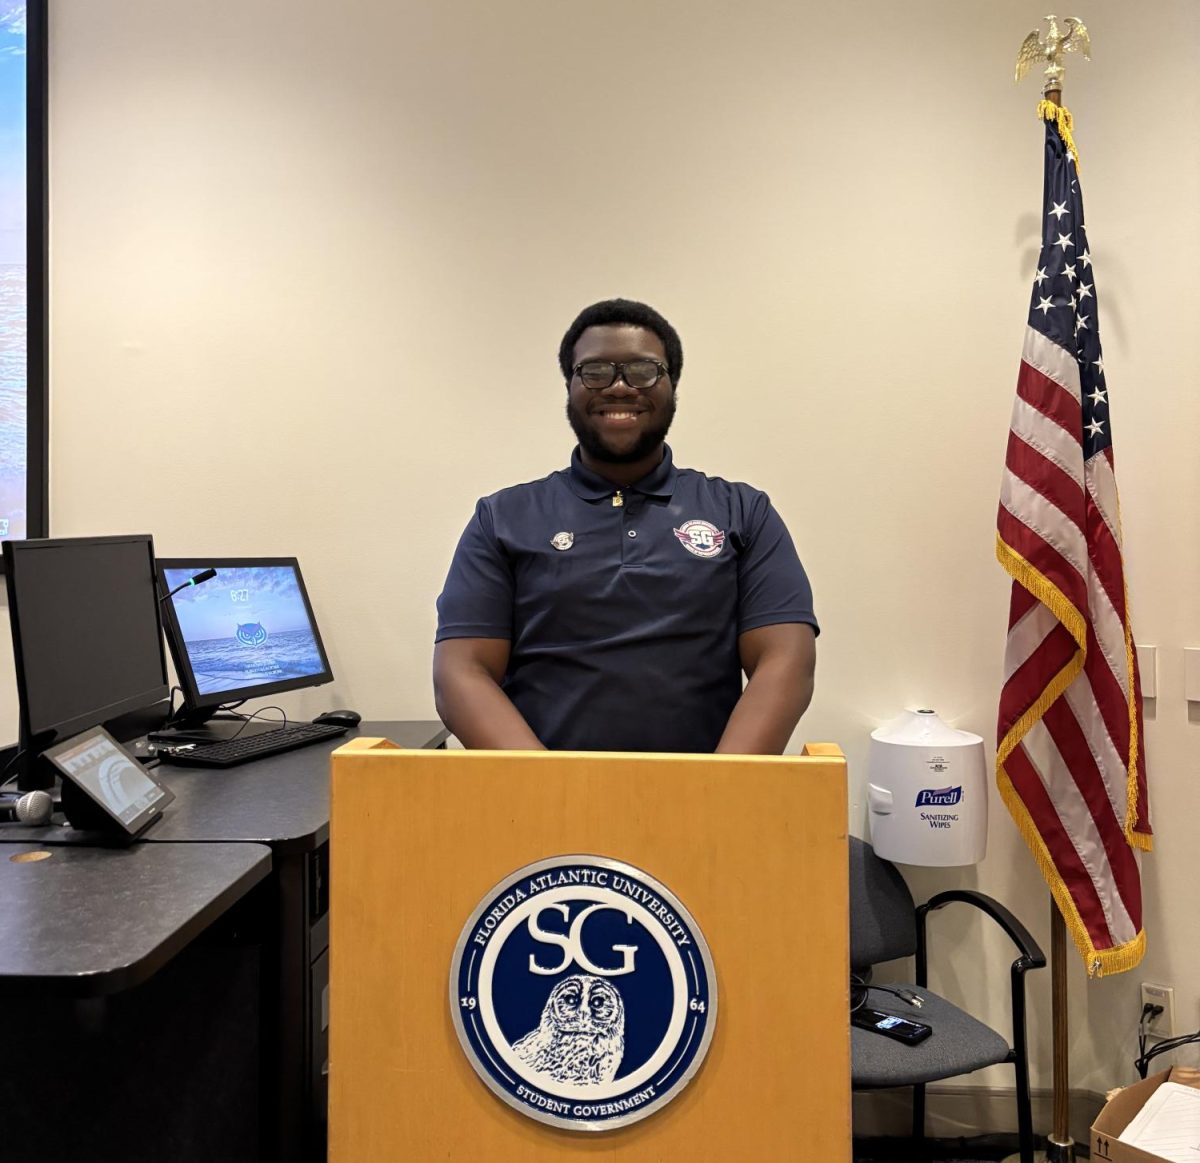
148, 719, 447, 851
0, 841, 271, 995
0, 720, 448, 854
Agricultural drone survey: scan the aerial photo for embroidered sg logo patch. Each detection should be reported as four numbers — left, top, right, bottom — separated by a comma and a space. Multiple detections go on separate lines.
672, 519, 726, 558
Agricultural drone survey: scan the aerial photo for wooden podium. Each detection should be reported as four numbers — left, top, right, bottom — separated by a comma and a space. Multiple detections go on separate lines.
329, 742, 849, 1161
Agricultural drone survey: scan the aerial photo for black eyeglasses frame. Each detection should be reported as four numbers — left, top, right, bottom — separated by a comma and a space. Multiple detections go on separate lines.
571, 359, 670, 392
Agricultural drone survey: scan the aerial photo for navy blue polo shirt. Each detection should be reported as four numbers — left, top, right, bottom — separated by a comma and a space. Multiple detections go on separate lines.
436, 445, 818, 753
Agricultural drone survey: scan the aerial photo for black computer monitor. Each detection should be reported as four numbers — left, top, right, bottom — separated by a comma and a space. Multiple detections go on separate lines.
156, 557, 333, 737
3, 534, 170, 789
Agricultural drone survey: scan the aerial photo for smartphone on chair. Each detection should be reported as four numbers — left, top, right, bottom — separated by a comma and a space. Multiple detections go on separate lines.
851, 1006, 932, 1045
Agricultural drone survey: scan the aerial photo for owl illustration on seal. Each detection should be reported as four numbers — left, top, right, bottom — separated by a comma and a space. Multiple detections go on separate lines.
511, 974, 625, 1086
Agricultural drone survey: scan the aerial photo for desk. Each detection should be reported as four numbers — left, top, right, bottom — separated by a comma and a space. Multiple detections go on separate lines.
0, 719, 448, 1163
151, 719, 448, 849
0, 841, 270, 995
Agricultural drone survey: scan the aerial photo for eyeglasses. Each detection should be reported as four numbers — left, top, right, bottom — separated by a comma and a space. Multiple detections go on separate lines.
572, 359, 669, 391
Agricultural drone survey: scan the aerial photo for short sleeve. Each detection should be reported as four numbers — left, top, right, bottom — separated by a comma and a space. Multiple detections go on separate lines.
736, 493, 819, 636
435, 499, 515, 641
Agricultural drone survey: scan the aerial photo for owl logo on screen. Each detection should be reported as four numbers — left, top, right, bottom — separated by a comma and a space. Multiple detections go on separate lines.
449, 856, 716, 1131
236, 622, 268, 647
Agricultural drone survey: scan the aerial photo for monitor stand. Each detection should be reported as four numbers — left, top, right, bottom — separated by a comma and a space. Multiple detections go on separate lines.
148, 710, 286, 745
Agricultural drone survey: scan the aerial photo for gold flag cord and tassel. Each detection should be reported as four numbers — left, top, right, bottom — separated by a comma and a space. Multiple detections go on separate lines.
1037, 99, 1081, 170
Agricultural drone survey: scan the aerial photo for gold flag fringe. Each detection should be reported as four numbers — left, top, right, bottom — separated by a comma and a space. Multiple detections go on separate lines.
1114, 490, 1153, 851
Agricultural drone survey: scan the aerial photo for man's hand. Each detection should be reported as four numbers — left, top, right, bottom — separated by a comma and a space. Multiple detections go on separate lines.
432, 638, 546, 750
715, 623, 816, 755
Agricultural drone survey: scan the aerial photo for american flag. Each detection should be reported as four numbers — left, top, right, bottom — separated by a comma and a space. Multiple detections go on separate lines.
996, 109, 1151, 977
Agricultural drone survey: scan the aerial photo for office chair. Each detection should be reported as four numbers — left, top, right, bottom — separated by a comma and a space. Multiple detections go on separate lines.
849, 836, 1046, 1163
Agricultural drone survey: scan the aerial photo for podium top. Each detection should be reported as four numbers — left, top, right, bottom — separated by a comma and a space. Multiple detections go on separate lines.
335, 739, 846, 763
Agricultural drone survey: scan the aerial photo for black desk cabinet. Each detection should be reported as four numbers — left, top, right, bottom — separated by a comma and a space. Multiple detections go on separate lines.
152, 720, 448, 1163
0, 843, 272, 1162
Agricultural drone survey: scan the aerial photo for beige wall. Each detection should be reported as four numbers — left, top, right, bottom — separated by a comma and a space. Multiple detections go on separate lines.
5, 0, 1197, 1098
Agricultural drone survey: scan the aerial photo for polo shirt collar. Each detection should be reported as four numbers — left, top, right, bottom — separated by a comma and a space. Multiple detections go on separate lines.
566, 445, 678, 500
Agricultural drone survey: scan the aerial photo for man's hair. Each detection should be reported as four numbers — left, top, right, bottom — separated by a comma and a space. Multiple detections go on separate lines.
557, 299, 684, 386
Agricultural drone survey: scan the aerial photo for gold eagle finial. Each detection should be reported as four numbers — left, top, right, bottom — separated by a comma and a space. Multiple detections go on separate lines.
1015, 15, 1091, 93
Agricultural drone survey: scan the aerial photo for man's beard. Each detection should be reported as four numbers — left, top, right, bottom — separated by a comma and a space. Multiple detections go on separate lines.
566, 392, 677, 465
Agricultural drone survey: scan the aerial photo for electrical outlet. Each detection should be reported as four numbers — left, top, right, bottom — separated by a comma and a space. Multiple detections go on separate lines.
1141, 982, 1175, 1038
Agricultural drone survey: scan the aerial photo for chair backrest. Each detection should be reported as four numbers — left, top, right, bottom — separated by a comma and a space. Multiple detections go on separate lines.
848, 835, 917, 970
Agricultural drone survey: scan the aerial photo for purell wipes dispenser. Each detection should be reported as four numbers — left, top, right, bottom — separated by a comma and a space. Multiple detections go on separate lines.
867, 709, 987, 866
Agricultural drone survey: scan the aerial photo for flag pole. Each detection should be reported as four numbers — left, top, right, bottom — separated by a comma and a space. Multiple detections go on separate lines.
1047, 899, 1075, 1161
1030, 77, 1075, 1163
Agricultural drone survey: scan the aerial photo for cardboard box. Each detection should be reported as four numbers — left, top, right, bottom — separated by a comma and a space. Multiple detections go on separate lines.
1091, 1069, 1192, 1163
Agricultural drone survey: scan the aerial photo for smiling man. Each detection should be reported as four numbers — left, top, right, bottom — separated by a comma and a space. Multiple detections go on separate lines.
433, 298, 818, 754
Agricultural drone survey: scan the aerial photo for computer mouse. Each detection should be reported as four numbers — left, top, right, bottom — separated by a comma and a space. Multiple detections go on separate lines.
313, 709, 362, 728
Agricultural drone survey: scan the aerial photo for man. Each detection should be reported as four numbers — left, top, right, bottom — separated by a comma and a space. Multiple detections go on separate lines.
433, 298, 817, 754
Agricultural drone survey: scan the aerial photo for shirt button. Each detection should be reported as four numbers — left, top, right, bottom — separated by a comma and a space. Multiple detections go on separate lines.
627, 530, 637, 538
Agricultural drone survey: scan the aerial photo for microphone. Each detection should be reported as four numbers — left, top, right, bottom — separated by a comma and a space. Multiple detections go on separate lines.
1, 789, 54, 825
160, 568, 217, 603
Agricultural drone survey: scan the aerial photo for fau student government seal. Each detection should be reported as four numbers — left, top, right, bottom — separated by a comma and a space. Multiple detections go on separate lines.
449, 855, 716, 1131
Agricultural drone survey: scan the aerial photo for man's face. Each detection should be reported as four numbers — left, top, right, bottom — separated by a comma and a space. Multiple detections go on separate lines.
566, 324, 676, 465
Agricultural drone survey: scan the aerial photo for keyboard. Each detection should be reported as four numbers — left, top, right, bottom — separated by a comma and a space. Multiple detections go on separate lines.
158, 721, 349, 768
